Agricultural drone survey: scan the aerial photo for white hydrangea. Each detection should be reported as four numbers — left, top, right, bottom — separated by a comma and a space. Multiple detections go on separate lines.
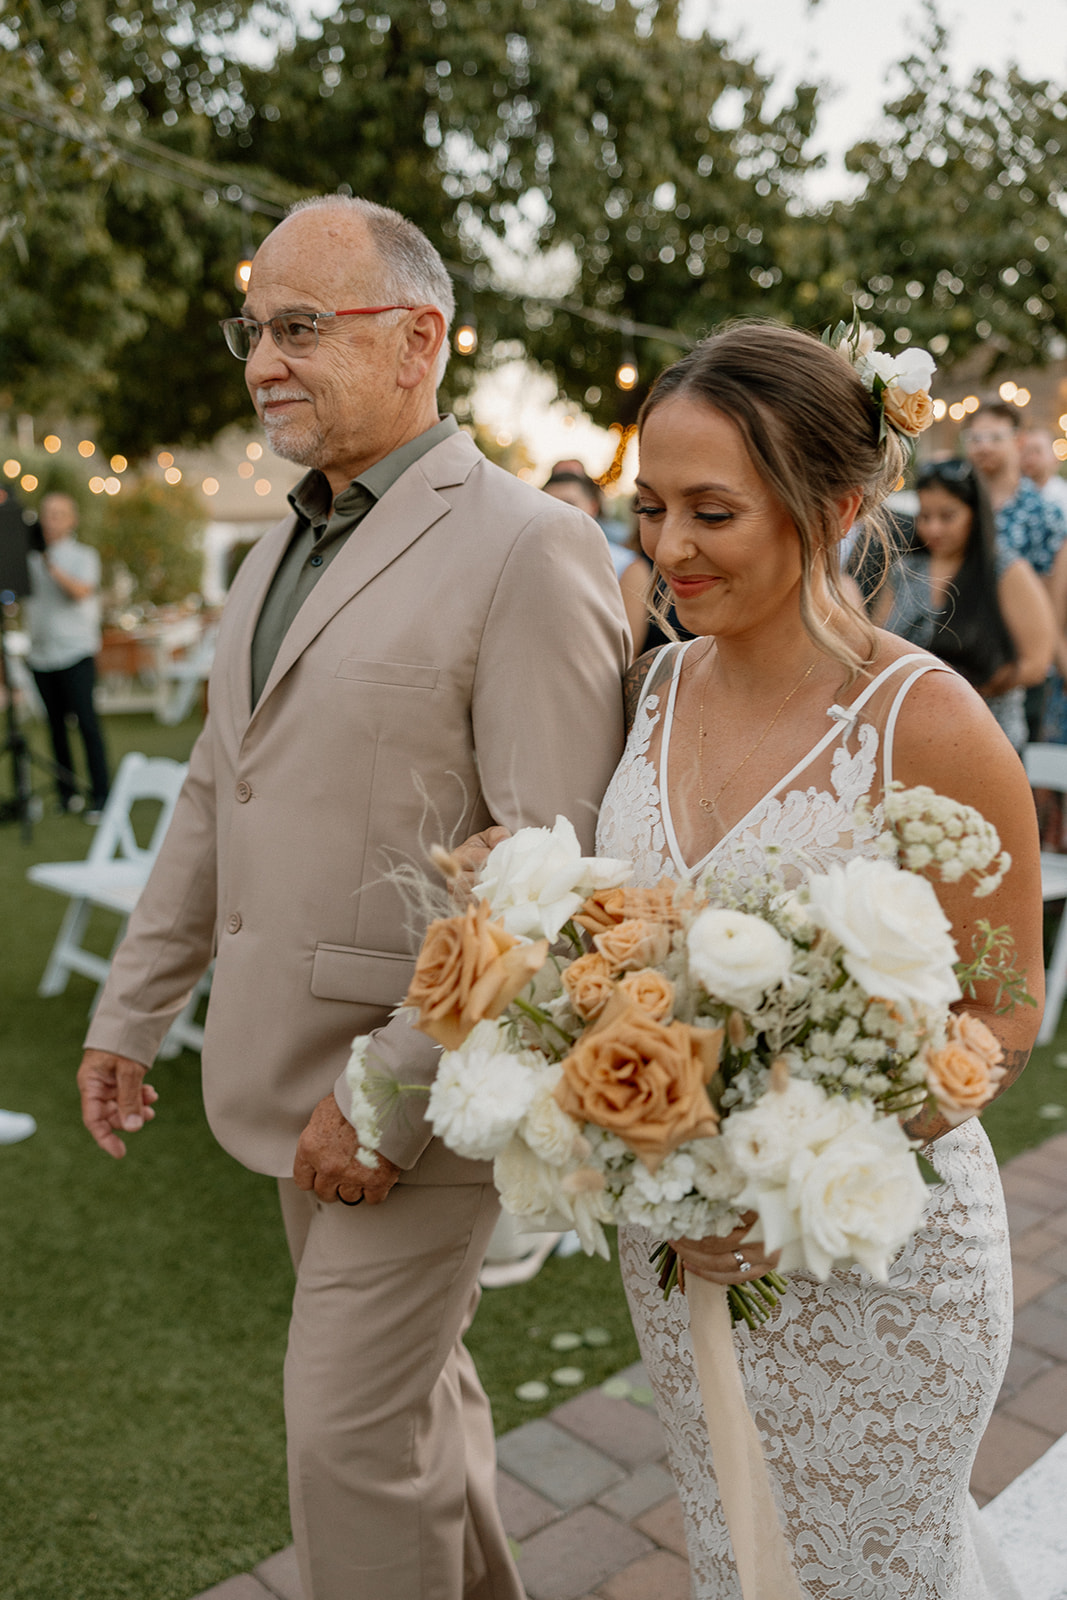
342, 1035, 382, 1168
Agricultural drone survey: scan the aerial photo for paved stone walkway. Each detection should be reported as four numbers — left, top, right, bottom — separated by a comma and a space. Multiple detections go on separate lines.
194, 1132, 1067, 1600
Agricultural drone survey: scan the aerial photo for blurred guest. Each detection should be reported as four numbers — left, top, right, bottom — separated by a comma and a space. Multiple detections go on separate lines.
876, 459, 1054, 751
24, 493, 110, 817
965, 403, 1067, 739
543, 466, 634, 577
1019, 426, 1067, 518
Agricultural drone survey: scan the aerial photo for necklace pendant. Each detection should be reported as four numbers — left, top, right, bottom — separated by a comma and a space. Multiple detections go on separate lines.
699, 798, 715, 812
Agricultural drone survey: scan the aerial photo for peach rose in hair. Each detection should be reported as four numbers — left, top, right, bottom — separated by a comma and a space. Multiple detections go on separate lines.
405, 899, 548, 1051
883, 385, 934, 438
554, 994, 722, 1170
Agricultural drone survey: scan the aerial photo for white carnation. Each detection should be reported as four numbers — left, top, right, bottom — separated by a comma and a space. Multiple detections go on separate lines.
494, 1134, 569, 1216
520, 1068, 584, 1166
428, 1020, 541, 1160
804, 857, 961, 1009
474, 815, 631, 941
687, 907, 793, 1010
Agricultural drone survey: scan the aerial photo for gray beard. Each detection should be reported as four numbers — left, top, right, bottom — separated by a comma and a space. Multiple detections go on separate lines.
262, 415, 327, 469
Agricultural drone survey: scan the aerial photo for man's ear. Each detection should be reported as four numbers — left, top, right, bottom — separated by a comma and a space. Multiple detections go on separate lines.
396, 307, 447, 391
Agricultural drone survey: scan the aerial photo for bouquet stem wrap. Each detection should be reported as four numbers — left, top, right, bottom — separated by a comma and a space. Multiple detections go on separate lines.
686, 1276, 810, 1600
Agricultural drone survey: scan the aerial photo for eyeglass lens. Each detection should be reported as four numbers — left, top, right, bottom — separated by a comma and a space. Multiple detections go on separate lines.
222, 315, 320, 360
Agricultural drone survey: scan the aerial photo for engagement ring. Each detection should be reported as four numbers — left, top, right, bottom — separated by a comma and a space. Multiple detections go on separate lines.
733, 1251, 750, 1272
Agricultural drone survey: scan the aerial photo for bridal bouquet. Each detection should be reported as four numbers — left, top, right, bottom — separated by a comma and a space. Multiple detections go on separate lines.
346, 792, 1023, 1326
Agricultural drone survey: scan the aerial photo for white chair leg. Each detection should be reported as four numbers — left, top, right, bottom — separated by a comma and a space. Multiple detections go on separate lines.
37, 898, 91, 997
1039, 908, 1067, 1045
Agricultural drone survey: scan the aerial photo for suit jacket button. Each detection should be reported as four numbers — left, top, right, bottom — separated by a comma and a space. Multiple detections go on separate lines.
235, 780, 252, 802
226, 912, 242, 934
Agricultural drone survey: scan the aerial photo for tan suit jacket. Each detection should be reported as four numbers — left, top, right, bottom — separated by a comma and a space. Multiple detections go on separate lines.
87, 430, 629, 1182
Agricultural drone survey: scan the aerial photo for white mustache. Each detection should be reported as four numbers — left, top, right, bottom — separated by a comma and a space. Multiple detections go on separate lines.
256, 388, 311, 408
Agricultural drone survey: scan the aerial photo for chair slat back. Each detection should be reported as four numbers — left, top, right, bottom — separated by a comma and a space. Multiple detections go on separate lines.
86, 752, 188, 866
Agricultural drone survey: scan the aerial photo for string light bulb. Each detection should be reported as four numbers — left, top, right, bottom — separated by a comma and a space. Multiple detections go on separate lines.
454, 320, 478, 356
615, 357, 638, 392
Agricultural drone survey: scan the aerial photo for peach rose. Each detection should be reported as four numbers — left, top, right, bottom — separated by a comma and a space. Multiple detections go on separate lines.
576, 879, 694, 935
617, 968, 675, 1022
924, 1014, 1004, 1125
883, 385, 934, 437
554, 995, 722, 1170
593, 917, 672, 974
562, 952, 617, 1021
405, 898, 548, 1051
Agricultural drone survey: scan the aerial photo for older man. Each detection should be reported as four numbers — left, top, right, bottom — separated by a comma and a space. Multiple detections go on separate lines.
77, 197, 629, 1600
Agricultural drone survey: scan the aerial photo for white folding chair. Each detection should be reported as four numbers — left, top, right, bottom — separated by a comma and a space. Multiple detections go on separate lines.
1022, 743, 1067, 1044
28, 751, 209, 1056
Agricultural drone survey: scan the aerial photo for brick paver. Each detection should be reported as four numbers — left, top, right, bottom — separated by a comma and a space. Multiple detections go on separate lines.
189, 1133, 1067, 1600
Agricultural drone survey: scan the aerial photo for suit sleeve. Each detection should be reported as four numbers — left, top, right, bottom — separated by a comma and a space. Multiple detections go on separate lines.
83, 721, 220, 1067
334, 502, 630, 1168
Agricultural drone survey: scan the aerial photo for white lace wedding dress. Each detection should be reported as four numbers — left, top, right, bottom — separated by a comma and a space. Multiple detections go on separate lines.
596, 642, 1022, 1600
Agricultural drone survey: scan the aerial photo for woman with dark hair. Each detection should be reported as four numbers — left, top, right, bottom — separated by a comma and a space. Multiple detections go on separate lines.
877, 459, 1054, 750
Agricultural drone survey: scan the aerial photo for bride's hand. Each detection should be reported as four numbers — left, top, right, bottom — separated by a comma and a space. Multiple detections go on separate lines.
671, 1212, 781, 1286
438, 825, 511, 902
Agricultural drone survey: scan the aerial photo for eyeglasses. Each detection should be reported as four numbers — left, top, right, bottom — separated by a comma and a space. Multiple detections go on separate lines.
916, 459, 975, 488
219, 306, 414, 361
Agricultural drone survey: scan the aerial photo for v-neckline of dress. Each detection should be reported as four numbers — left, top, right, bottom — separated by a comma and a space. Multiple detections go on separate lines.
656, 641, 929, 880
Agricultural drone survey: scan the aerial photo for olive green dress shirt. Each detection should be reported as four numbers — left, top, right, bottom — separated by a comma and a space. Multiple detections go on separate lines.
250, 415, 459, 705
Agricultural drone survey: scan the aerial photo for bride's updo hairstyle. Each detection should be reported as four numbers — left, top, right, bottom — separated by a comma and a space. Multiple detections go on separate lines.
638, 321, 905, 678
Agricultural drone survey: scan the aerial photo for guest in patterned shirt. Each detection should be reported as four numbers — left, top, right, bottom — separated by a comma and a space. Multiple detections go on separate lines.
965, 401, 1067, 741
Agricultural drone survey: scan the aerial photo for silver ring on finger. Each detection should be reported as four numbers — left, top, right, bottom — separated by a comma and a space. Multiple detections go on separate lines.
733, 1250, 750, 1272
338, 1191, 364, 1206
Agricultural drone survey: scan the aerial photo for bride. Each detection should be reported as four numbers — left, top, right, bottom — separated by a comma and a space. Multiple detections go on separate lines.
594, 323, 1042, 1600
462, 320, 1040, 1597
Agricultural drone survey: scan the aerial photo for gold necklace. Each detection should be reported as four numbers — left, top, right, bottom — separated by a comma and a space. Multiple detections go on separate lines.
696, 647, 818, 814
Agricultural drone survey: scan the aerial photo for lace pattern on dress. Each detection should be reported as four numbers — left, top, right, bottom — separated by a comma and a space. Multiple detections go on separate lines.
598, 647, 1019, 1600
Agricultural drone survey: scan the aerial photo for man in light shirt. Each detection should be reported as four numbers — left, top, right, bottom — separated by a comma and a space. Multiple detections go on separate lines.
1019, 426, 1067, 519
25, 492, 110, 816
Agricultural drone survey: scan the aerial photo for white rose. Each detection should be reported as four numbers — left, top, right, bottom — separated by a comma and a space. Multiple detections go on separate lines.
721, 1078, 854, 1187
864, 349, 898, 387
427, 1020, 541, 1160
788, 1114, 929, 1280
891, 347, 937, 395
474, 815, 631, 941
687, 907, 793, 1009
804, 857, 961, 1009
521, 1068, 584, 1166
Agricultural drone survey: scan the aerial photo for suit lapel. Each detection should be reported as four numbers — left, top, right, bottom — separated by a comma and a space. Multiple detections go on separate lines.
247, 432, 480, 723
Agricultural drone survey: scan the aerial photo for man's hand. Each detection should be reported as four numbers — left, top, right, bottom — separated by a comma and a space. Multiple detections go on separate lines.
293, 1093, 402, 1205
77, 1049, 158, 1159
445, 825, 512, 901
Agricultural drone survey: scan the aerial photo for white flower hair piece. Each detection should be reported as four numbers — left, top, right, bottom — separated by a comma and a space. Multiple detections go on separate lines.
823, 305, 937, 452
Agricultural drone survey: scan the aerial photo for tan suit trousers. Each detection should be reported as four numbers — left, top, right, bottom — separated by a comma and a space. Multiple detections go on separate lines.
279, 1180, 525, 1600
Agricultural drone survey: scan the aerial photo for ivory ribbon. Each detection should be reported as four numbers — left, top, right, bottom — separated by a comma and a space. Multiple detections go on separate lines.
686, 1275, 811, 1600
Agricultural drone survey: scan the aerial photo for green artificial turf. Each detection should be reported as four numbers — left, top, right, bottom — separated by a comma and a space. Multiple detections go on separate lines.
1, 709, 1065, 1597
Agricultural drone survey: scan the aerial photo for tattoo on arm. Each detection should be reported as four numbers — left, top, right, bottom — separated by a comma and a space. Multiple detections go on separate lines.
904, 1046, 1030, 1146
623, 651, 659, 736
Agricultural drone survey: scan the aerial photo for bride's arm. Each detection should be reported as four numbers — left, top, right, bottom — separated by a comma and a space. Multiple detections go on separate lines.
888, 660, 1044, 1142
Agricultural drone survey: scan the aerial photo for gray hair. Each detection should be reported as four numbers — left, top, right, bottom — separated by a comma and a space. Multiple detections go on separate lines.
286, 194, 455, 384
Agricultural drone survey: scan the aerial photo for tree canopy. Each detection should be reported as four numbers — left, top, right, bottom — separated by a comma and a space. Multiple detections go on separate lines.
3, 1, 1067, 456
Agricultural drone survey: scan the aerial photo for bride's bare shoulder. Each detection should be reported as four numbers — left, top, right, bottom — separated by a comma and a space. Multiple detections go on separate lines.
866, 631, 1028, 806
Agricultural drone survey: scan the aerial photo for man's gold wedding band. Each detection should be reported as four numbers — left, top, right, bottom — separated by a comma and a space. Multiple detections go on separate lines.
339, 1192, 364, 1206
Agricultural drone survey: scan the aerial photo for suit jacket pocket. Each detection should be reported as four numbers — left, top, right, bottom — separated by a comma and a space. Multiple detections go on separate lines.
334, 657, 439, 690
311, 942, 417, 1008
